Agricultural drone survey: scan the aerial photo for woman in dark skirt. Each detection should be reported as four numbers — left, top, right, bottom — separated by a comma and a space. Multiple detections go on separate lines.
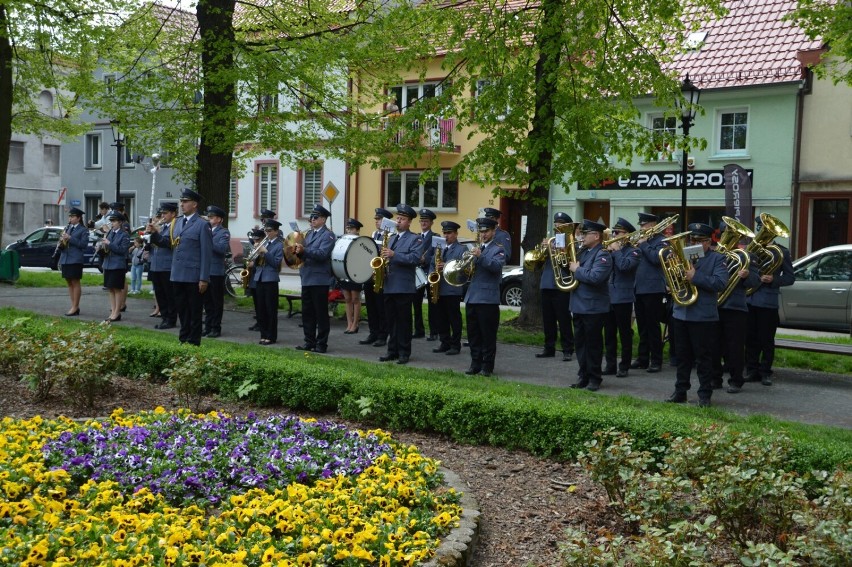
100, 213, 130, 322
339, 219, 364, 334
58, 207, 89, 316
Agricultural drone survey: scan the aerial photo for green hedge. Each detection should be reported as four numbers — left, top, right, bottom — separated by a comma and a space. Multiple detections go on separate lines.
3, 307, 850, 473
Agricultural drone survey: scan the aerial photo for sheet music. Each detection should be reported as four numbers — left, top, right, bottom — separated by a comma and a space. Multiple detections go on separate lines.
554, 233, 566, 248
380, 218, 397, 233
466, 219, 477, 233
288, 221, 300, 232
431, 236, 447, 248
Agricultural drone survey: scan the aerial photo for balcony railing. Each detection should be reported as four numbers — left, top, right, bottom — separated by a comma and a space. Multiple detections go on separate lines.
381, 115, 458, 152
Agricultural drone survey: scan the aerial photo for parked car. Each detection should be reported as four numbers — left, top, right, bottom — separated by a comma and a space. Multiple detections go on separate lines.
779, 244, 852, 333
4, 226, 100, 268
501, 265, 524, 306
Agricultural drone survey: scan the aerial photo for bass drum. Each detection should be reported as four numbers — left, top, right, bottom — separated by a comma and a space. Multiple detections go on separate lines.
332, 235, 379, 284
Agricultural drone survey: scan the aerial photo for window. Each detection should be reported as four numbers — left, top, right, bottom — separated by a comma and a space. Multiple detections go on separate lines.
104, 75, 116, 95
385, 170, 458, 210
44, 145, 60, 175
718, 109, 748, 153
474, 79, 509, 121
649, 114, 677, 161
301, 166, 322, 217
85, 133, 102, 168
388, 81, 442, 113
257, 164, 278, 214
43, 205, 59, 226
795, 251, 852, 282
228, 174, 238, 216
122, 144, 134, 168
8, 141, 24, 173
258, 93, 278, 114
6, 203, 24, 233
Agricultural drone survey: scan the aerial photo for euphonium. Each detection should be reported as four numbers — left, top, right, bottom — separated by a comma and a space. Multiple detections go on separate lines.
745, 213, 789, 295
443, 231, 480, 287
548, 222, 579, 292
428, 245, 442, 304
659, 231, 699, 306
371, 230, 390, 293
716, 216, 754, 305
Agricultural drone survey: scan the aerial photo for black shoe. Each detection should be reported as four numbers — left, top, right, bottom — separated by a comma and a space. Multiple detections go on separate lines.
432, 346, 450, 353
616, 369, 628, 378
697, 399, 712, 408
412, 332, 426, 339
630, 360, 648, 369
372, 339, 387, 347
562, 352, 573, 362
315, 346, 327, 354
464, 367, 481, 375
602, 366, 617, 376
646, 365, 662, 373
379, 355, 398, 362
586, 383, 601, 392
201, 329, 210, 337
155, 322, 176, 330
120, 305, 127, 312
570, 380, 589, 389
248, 324, 261, 331
535, 351, 556, 358
744, 372, 761, 383
666, 392, 687, 403
358, 336, 377, 345
726, 385, 742, 393
295, 344, 315, 351
426, 335, 438, 342
396, 357, 409, 365
207, 331, 220, 338
64, 309, 80, 317
445, 348, 461, 356
480, 370, 492, 377
761, 376, 773, 386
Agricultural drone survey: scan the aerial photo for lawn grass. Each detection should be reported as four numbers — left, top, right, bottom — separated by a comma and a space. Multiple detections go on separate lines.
11, 270, 105, 288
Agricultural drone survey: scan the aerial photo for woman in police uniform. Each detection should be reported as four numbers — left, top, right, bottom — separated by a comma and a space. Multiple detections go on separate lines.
100, 213, 130, 323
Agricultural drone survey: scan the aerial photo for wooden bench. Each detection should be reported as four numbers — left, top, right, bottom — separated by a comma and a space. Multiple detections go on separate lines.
279, 293, 345, 318
774, 338, 852, 356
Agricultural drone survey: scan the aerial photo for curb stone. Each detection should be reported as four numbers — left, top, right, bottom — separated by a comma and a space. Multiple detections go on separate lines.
422, 467, 481, 567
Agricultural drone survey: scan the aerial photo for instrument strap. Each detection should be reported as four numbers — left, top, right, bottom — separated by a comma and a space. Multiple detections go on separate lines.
169, 219, 177, 247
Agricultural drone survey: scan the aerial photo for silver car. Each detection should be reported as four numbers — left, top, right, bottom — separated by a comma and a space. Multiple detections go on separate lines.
779, 244, 852, 333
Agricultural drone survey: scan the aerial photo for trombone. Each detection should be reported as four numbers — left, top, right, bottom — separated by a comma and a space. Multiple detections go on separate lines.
602, 215, 679, 247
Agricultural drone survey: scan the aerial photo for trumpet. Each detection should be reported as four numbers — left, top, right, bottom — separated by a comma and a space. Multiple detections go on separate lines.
658, 231, 699, 306
603, 215, 679, 247
371, 229, 390, 293
745, 213, 789, 296
548, 222, 579, 292
428, 245, 442, 303
716, 216, 754, 305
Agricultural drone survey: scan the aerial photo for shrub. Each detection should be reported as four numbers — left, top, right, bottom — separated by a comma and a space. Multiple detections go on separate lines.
162, 353, 234, 411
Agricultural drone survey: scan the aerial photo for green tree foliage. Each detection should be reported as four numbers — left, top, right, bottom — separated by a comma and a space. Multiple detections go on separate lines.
791, 0, 852, 84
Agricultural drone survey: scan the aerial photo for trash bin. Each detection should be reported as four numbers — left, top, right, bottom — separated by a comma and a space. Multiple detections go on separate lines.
0, 249, 21, 283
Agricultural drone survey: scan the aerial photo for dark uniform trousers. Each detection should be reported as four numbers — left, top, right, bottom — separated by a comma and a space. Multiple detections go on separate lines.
302, 285, 330, 349
174, 282, 204, 345
385, 293, 416, 358
255, 281, 279, 342
574, 312, 607, 386
634, 292, 665, 366
363, 281, 388, 340
203, 274, 225, 333
434, 295, 463, 351
604, 302, 634, 371
151, 271, 177, 325
466, 303, 500, 372
745, 305, 779, 379
413, 286, 426, 336
713, 308, 748, 387
673, 318, 719, 401
541, 288, 574, 355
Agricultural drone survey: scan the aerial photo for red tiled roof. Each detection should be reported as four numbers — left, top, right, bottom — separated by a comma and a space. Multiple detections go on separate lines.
668, 0, 824, 89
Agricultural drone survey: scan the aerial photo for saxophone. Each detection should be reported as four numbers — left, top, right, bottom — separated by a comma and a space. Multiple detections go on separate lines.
428, 245, 442, 303
371, 230, 390, 293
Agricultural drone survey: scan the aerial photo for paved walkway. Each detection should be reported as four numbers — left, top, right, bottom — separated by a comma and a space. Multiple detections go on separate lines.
1, 283, 849, 430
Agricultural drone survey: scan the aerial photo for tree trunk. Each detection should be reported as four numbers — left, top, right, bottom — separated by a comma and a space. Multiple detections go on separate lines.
195, 0, 236, 227
0, 5, 14, 239
515, 0, 564, 328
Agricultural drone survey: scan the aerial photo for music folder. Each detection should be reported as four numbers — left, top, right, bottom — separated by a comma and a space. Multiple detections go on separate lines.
683, 244, 705, 265
288, 221, 300, 232
431, 236, 446, 248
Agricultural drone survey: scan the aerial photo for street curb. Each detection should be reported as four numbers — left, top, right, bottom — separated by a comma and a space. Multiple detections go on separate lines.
422, 467, 481, 567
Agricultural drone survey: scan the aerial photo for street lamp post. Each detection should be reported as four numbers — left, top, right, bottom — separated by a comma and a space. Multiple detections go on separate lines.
109, 120, 125, 205
675, 75, 701, 230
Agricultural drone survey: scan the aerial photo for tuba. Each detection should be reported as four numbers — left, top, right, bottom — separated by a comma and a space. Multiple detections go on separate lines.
548, 222, 579, 292
443, 231, 481, 287
428, 245, 442, 303
371, 229, 390, 293
745, 213, 789, 295
716, 216, 754, 305
659, 231, 699, 306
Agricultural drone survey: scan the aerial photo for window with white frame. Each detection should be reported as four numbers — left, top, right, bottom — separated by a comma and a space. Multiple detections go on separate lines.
257, 164, 278, 214
649, 114, 677, 161
85, 133, 102, 168
104, 74, 116, 95
228, 174, 238, 215
474, 79, 509, 121
43, 145, 60, 175
717, 108, 749, 153
388, 81, 442, 112
8, 141, 24, 173
301, 166, 322, 217
385, 170, 458, 210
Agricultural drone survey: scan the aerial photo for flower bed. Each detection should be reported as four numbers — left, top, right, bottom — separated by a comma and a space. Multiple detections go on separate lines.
1, 408, 462, 566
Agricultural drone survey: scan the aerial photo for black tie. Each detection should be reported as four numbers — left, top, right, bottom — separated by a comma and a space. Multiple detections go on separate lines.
182, 217, 188, 227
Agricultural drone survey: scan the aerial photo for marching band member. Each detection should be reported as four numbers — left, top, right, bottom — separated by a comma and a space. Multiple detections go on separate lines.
666, 223, 728, 407
536, 212, 575, 362
745, 216, 795, 386
568, 220, 612, 391
415, 208, 438, 340
360, 208, 393, 347
149, 189, 212, 346
483, 207, 511, 253
632, 212, 667, 373
252, 219, 284, 345
604, 218, 641, 377
147, 203, 179, 329
378, 204, 423, 365
246, 228, 265, 331
202, 205, 230, 339
293, 204, 335, 353
339, 218, 364, 334
464, 217, 507, 376
431, 221, 465, 355
58, 207, 88, 317
100, 213, 130, 323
